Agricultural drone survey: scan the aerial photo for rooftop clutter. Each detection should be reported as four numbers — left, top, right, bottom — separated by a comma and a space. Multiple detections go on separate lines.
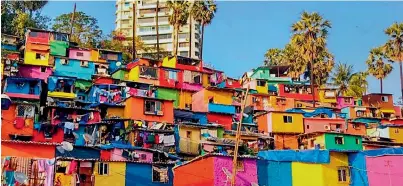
1, 28, 403, 186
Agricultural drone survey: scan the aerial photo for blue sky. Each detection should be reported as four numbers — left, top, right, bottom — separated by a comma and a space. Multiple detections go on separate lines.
42, 1, 403, 98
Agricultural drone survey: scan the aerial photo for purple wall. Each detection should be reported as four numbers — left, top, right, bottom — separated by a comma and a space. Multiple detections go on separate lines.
18, 65, 53, 83
213, 157, 258, 186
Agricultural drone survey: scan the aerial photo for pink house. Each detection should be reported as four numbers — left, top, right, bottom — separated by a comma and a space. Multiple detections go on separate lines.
304, 118, 366, 136
337, 96, 354, 109
18, 65, 53, 83
366, 155, 403, 186
69, 48, 91, 61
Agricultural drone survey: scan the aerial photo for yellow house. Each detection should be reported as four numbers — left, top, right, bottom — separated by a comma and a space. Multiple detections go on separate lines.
256, 79, 268, 94
292, 152, 350, 186
259, 111, 304, 134
192, 87, 234, 106
128, 65, 159, 85
318, 88, 337, 104
24, 50, 50, 66
388, 126, 403, 143
178, 124, 202, 155
368, 125, 403, 143
178, 90, 193, 110
94, 161, 126, 186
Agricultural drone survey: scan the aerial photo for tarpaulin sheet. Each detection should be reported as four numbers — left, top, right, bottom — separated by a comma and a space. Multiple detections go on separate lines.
352, 117, 381, 127
286, 108, 334, 118
56, 146, 100, 159
174, 109, 194, 119
258, 150, 330, 163
348, 147, 403, 186
74, 80, 92, 91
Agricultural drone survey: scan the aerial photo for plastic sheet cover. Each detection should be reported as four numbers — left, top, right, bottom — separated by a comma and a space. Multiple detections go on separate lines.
286, 108, 333, 118
258, 150, 330, 163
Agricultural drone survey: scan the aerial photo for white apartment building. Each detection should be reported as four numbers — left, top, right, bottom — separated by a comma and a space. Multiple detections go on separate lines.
115, 0, 201, 59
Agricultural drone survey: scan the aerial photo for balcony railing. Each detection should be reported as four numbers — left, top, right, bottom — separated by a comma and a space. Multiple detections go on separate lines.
179, 139, 200, 155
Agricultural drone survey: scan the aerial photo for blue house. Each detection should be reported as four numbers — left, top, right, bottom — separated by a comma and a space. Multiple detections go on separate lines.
53, 57, 95, 80
4, 77, 42, 100
125, 163, 174, 186
48, 76, 77, 99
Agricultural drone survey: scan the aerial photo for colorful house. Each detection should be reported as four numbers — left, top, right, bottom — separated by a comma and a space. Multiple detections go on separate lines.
303, 118, 367, 136
1, 34, 19, 51
366, 124, 403, 143
258, 111, 304, 134
48, 76, 76, 99
1, 102, 38, 141
125, 163, 174, 186
300, 132, 363, 151
362, 93, 395, 118
3, 77, 42, 100
124, 96, 174, 123
277, 83, 319, 102
341, 106, 375, 119
54, 57, 95, 80
173, 154, 258, 186
318, 88, 337, 106
258, 150, 351, 186
336, 96, 355, 109
17, 65, 53, 82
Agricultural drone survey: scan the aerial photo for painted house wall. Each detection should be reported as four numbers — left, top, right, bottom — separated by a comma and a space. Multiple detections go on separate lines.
345, 122, 367, 136
124, 97, 174, 123
278, 84, 319, 101
388, 126, 403, 143
258, 160, 292, 186
304, 118, 346, 133
269, 96, 295, 111
274, 134, 299, 150
94, 162, 126, 186
106, 107, 125, 118
128, 66, 160, 85
69, 49, 91, 61
4, 78, 41, 99
337, 97, 355, 109
179, 125, 201, 144
178, 91, 193, 110
292, 162, 324, 186
54, 58, 95, 80
174, 157, 214, 186
367, 128, 390, 139
267, 112, 304, 133
32, 128, 64, 143
362, 94, 394, 110
1, 142, 55, 159
324, 133, 363, 151
213, 157, 258, 186
18, 65, 53, 82
318, 89, 337, 103
1, 104, 34, 139
322, 152, 350, 186
159, 68, 181, 88
207, 113, 233, 129
366, 155, 403, 186
156, 88, 179, 108
126, 163, 174, 186
111, 69, 129, 80
24, 48, 50, 66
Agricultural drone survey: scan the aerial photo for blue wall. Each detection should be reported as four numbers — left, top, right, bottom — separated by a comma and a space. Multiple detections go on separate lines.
258, 160, 292, 186
208, 103, 236, 115
193, 112, 207, 124
5, 78, 41, 95
341, 107, 350, 119
125, 163, 173, 186
54, 58, 95, 80
2, 44, 17, 51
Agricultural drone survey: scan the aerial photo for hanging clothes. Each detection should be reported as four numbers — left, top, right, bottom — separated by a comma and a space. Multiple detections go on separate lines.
14, 117, 25, 129
45, 159, 55, 186
67, 160, 77, 175
163, 135, 175, 146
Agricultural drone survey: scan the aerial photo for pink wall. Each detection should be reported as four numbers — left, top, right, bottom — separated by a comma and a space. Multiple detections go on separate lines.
18, 65, 53, 82
69, 49, 91, 61
366, 155, 403, 186
182, 83, 203, 92
337, 97, 354, 109
111, 149, 127, 161
213, 157, 258, 186
304, 118, 346, 133
134, 150, 153, 162
192, 89, 208, 112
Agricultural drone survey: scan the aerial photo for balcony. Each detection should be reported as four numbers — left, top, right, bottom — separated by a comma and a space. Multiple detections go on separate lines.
208, 103, 236, 115
179, 139, 200, 155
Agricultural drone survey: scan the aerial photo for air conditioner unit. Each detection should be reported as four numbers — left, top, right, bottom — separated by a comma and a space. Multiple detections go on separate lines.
324, 125, 331, 131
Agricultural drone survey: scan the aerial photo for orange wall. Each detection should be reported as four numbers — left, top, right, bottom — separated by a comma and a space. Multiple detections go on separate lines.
257, 114, 268, 133
274, 134, 299, 150
174, 157, 214, 186
107, 107, 125, 118
346, 122, 367, 136
1, 142, 56, 159
124, 97, 174, 123
1, 104, 34, 139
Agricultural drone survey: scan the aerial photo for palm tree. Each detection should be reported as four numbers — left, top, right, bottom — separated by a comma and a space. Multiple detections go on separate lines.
291, 11, 332, 107
330, 62, 354, 96
282, 43, 307, 81
264, 48, 283, 66
345, 72, 368, 97
384, 22, 403, 98
191, 0, 217, 60
366, 47, 393, 93
167, 0, 190, 56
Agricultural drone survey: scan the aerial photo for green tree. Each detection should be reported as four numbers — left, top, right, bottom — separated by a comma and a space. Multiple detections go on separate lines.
282, 43, 307, 80
383, 23, 403, 98
167, 0, 190, 56
345, 72, 368, 97
291, 11, 332, 107
52, 11, 103, 48
191, 0, 217, 59
264, 48, 284, 66
366, 47, 393, 93
330, 62, 354, 96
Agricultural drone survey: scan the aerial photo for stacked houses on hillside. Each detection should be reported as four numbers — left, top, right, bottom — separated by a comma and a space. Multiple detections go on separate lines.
2, 29, 403, 186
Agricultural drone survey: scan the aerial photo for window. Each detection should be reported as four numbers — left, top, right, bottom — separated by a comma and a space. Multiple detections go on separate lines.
356, 111, 365, 117
337, 167, 348, 182
122, 20, 130, 24
140, 66, 158, 79
306, 125, 310, 129
283, 116, 292, 123
76, 52, 84, 57
381, 96, 389, 102
186, 131, 192, 138
257, 80, 266, 87
165, 70, 177, 80
60, 58, 68, 65
354, 101, 357, 105
41, 67, 46, 73
98, 162, 109, 175
140, 154, 147, 160
191, 72, 202, 84
16, 105, 35, 118
324, 90, 336, 98
179, 42, 189, 47
236, 161, 244, 171
138, 17, 154, 24
124, 2, 130, 7
179, 51, 188, 57
144, 100, 163, 115
35, 53, 45, 60
296, 103, 303, 107
335, 136, 344, 145
179, 33, 188, 39
195, 51, 199, 57
195, 42, 200, 48
123, 11, 130, 16
152, 166, 168, 183
355, 138, 360, 144
335, 124, 342, 130
344, 98, 351, 103
80, 61, 89, 67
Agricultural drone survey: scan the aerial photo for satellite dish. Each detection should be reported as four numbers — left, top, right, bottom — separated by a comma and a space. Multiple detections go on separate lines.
56, 146, 65, 154
14, 172, 28, 184
1, 94, 12, 110
116, 61, 122, 67
61, 141, 74, 151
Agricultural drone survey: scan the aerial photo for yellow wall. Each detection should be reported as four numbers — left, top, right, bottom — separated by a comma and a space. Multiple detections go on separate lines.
24, 51, 49, 66
107, 107, 125, 118
179, 125, 201, 143
90, 50, 99, 62
292, 162, 325, 186
202, 74, 210, 87
94, 162, 126, 186
322, 152, 350, 186
319, 89, 337, 103
389, 127, 403, 143
48, 91, 76, 99
162, 56, 176, 68
178, 91, 193, 109
204, 89, 233, 105
54, 173, 73, 186
256, 83, 268, 94
128, 66, 139, 81
271, 112, 304, 133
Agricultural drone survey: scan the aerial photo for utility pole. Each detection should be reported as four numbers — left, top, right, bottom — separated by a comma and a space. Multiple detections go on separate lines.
231, 86, 250, 186
132, 1, 137, 59
156, 0, 160, 60
69, 3, 77, 35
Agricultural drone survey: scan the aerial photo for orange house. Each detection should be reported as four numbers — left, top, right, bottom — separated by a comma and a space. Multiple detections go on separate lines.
1, 104, 35, 140
1, 140, 57, 159
124, 96, 174, 123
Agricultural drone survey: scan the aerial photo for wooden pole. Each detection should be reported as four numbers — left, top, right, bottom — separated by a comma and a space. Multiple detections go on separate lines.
231, 86, 250, 186
69, 3, 76, 35
132, 2, 137, 59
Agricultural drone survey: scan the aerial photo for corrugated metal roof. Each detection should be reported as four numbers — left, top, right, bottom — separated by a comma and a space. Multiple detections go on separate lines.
2, 140, 61, 146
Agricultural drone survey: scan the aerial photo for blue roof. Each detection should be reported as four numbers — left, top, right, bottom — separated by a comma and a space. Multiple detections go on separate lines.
258, 149, 330, 164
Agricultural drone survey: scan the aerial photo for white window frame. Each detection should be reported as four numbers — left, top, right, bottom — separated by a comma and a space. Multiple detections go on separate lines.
98, 162, 109, 175
283, 115, 293, 123
381, 96, 389, 102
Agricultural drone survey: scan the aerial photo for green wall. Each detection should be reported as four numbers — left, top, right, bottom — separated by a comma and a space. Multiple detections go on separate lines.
156, 88, 179, 108
217, 128, 224, 138
112, 70, 128, 80
324, 133, 363, 151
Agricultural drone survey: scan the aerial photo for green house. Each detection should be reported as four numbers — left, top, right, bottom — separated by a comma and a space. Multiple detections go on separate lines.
304, 132, 363, 151
111, 68, 129, 80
